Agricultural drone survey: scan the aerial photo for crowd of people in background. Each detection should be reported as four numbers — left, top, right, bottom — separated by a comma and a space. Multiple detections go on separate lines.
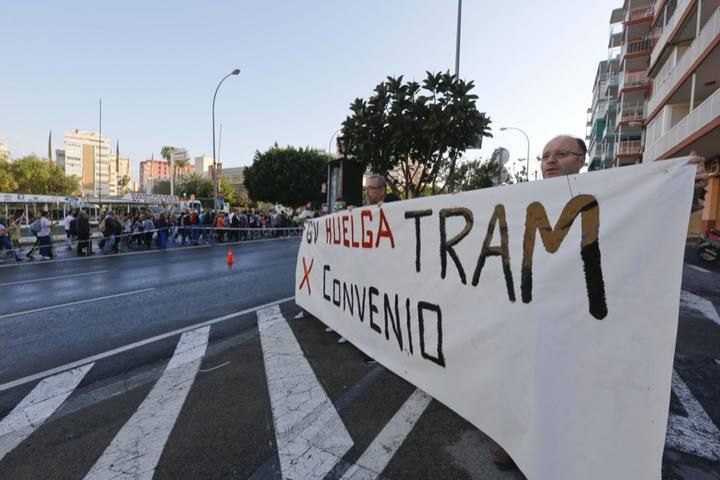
0, 179, 397, 263
0, 205, 325, 262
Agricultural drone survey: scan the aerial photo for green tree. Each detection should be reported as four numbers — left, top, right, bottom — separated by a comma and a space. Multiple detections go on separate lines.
341, 71, 492, 199
0, 159, 18, 192
160, 145, 175, 193
46, 164, 81, 195
179, 172, 213, 198
233, 192, 250, 208
8, 155, 79, 194
152, 180, 171, 195
444, 159, 503, 192
160, 146, 175, 163
174, 157, 190, 185
219, 178, 235, 205
244, 144, 329, 206
119, 174, 131, 194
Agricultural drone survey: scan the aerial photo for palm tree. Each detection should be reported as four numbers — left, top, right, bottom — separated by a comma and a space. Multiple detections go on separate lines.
161, 145, 175, 194
174, 158, 190, 186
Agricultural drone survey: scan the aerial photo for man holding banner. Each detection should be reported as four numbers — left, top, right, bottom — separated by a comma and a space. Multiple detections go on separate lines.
296, 133, 707, 479
491, 135, 708, 472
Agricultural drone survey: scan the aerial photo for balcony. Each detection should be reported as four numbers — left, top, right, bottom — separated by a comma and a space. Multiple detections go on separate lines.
617, 140, 643, 155
619, 69, 650, 91
647, 6, 720, 118
619, 102, 645, 123
623, 37, 653, 58
650, 0, 692, 68
644, 86, 720, 161
627, 6, 655, 22
593, 102, 609, 121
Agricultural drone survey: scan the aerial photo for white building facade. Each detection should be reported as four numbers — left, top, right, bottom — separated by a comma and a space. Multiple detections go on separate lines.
63, 129, 111, 197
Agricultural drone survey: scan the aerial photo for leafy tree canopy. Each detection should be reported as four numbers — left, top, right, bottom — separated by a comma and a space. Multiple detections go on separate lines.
1, 155, 79, 195
341, 71, 492, 199
243, 144, 329, 206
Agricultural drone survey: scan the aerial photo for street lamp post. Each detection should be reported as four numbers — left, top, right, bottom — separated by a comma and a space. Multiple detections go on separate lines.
500, 126, 531, 182
455, 0, 462, 78
328, 127, 342, 157
212, 68, 240, 211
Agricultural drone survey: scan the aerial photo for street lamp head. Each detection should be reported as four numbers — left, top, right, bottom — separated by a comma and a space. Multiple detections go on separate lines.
231, 68, 241, 75
499, 127, 508, 131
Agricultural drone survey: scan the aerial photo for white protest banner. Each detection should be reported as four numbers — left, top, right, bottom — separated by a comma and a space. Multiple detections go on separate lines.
295, 158, 696, 479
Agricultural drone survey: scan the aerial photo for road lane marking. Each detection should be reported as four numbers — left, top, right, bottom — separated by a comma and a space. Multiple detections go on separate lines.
340, 389, 432, 480
257, 305, 353, 479
0, 364, 93, 461
0, 270, 109, 287
84, 326, 210, 480
0, 296, 295, 392
680, 290, 720, 327
0, 288, 156, 320
688, 264, 712, 274
666, 370, 720, 461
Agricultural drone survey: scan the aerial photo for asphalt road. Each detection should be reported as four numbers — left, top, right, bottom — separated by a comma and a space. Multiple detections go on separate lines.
0, 237, 298, 384
0, 238, 718, 479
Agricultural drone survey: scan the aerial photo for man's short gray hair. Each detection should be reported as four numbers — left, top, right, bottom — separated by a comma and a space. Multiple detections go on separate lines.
367, 174, 386, 187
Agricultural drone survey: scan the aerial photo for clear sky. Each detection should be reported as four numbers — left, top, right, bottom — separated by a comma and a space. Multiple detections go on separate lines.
0, 0, 619, 182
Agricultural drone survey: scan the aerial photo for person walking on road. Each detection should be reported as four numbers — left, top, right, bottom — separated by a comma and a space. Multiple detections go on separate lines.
63, 211, 75, 250
36, 210, 53, 260
156, 213, 169, 249
0, 221, 22, 261
76, 210, 93, 256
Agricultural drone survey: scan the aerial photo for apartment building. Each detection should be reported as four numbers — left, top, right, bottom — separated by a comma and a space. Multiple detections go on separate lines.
62, 130, 112, 197
139, 159, 170, 193
195, 154, 214, 178
644, 0, 720, 230
588, 0, 719, 230
586, 3, 646, 170
221, 166, 248, 199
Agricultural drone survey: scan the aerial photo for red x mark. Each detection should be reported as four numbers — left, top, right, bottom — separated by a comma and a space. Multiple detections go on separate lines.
299, 257, 314, 295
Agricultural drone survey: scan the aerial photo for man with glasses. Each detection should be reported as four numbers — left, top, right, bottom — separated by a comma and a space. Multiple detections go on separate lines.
364, 174, 387, 206
539, 135, 588, 177
493, 134, 708, 471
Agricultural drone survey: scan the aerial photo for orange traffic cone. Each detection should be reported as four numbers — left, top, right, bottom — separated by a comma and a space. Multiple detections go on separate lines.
226, 247, 235, 267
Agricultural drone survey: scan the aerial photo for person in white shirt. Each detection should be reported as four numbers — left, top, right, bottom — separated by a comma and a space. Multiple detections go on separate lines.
63, 211, 75, 250
37, 211, 53, 260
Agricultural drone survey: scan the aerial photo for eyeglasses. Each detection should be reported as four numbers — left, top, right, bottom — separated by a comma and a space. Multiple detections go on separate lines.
541, 150, 585, 162
364, 185, 383, 191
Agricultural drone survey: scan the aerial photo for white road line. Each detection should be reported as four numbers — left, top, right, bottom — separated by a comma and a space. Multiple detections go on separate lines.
84, 326, 210, 480
0, 295, 295, 393
257, 305, 353, 480
0, 364, 93, 461
0, 270, 109, 287
680, 290, 720, 326
341, 389, 432, 480
688, 264, 712, 274
666, 370, 720, 461
0, 288, 156, 320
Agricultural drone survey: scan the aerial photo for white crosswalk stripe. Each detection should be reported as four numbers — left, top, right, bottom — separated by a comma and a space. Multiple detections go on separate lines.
257, 305, 354, 480
84, 326, 210, 480
341, 388, 432, 480
666, 370, 720, 461
0, 364, 93, 461
2, 299, 720, 478
680, 290, 720, 326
